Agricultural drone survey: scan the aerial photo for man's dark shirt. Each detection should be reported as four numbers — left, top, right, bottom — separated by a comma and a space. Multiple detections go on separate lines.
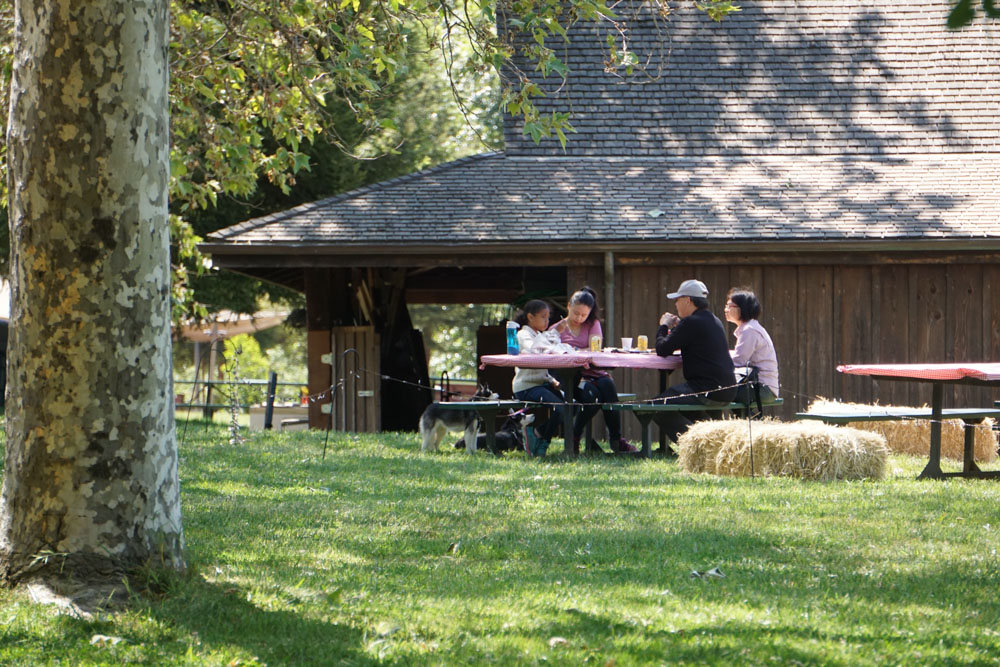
656, 308, 737, 400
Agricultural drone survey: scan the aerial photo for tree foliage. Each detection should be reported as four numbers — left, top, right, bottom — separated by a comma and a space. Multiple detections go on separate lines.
948, 0, 1000, 28
0, 0, 742, 317
409, 304, 509, 378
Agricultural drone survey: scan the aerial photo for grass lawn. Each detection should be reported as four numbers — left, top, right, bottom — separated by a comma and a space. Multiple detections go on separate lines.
1, 422, 999, 665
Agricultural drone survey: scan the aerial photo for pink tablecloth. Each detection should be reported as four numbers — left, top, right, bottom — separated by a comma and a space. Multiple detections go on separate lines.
481, 351, 682, 371
838, 363, 1000, 382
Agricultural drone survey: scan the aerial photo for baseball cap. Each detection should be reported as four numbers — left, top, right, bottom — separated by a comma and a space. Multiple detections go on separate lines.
667, 279, 709, 299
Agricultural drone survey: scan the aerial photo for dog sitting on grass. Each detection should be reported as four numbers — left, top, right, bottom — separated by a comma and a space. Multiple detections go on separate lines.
453, 409, 535, 456
419, 385, 498, 453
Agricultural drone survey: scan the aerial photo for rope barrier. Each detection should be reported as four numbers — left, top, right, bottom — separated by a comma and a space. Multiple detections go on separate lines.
190, 350, 988, 434
327, 361, 990, 432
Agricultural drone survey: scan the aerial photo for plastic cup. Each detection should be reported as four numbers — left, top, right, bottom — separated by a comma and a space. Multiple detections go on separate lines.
621, 337, 633, 351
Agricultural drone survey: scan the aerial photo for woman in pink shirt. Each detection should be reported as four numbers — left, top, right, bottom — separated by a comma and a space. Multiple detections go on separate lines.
551, 287, 637, 454
724, 288, 780, 400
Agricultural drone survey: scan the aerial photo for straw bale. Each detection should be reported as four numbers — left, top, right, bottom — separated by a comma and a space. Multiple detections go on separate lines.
676, 419, 741, 473
806, 398, 997, 463
677, 419, 889, 480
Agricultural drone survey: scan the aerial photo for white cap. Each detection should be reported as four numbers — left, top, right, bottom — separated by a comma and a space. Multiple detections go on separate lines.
667, 279, 709, 299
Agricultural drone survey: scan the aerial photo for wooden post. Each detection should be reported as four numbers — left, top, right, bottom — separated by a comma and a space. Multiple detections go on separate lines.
306, 268, 335, 429
604, 251, 615, 344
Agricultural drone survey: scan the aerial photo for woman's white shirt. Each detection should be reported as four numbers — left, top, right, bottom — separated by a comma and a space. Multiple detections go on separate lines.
731, 319, 780, 397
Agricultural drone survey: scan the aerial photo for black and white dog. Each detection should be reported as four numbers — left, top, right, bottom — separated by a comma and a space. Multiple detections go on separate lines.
419, 385, 498, 453
453, 409, 535, 455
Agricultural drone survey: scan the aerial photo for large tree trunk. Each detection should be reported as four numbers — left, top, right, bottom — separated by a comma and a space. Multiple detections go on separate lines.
1, 0, 183, 587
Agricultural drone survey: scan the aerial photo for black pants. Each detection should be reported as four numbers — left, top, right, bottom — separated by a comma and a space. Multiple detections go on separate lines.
574, 375, 622, 442
653, 382, 734, 443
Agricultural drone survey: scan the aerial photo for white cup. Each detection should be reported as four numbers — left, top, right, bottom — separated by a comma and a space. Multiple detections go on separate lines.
621, 337, 633, 351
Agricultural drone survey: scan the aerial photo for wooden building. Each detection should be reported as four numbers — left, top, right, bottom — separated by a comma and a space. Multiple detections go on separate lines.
201, 1, 1000, 432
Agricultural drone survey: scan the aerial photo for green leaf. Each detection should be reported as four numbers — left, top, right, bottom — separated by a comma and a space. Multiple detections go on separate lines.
291, 152, 311, 173
947, 0, 976, 27
548, 58, 568, 78
523, 121, 544, 144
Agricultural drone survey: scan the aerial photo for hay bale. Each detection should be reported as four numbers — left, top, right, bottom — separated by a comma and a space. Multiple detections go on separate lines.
806, 398, 998, 463
677, 419, 889, 480
676, 419, 741, 473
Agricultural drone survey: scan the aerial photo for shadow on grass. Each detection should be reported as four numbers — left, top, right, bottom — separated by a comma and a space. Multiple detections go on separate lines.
138, 573, 370, 665
175, 427, 1000, 661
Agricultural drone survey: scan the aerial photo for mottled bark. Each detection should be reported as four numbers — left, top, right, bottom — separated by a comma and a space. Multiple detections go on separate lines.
1, 0, 183, 585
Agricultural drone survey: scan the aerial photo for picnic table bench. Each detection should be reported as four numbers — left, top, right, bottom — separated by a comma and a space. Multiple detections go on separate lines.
796, 406, 1000, 476
832, 364, 1000, 479
434, 396, 640, 456
795, 407, 1000, 425
607, 398, 784, 458
435, 394, 783, 458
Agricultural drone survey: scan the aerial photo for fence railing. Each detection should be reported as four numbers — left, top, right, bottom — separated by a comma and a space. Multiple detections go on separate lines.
174, 374, 482, 424
174, 375, 307, 421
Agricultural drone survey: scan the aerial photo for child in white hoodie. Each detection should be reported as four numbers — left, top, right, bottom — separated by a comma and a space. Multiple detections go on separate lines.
512, 300, 569, 456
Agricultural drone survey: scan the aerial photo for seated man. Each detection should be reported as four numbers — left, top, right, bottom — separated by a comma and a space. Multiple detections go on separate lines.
654, 279, 737, 446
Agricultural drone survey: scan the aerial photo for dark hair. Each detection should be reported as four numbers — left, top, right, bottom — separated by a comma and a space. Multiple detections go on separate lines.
513, 299, 550, 326
727, 288, 761, 321
567, 286, 599, 323
690, 296, 709, 310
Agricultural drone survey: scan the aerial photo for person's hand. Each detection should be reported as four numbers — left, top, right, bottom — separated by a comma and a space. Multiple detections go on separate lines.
553, 318, 568, 333
660, 312, 680, 328
549, 378, 561, 389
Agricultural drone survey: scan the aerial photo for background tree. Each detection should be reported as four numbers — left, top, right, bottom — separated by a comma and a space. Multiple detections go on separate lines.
183, 25, 501, 315
409, 304, 510, 378
0, 0, 737, 320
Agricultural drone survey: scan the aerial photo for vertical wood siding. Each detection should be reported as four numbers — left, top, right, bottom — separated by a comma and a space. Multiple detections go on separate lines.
599, 262, 1000, 427
329, 326, 381, 432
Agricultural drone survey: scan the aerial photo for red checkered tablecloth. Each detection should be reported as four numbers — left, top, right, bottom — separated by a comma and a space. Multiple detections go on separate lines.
481, 351, 682, 371
837, 363, 1000, 382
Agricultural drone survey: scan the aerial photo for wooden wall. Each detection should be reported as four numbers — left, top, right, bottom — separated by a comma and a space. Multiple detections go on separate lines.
569, 262, 1000, 425
328, 326, 381, 432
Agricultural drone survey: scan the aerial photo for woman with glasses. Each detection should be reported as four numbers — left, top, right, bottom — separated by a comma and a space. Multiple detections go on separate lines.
723, 288, 780, 401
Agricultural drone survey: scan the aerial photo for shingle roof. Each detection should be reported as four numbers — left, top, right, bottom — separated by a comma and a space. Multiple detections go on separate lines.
206, 1, 1000, 251
208, 152, 1000, 245
503, 1, 1000, 156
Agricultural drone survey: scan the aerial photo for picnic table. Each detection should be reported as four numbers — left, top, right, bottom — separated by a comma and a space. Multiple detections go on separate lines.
480, 351, 682, 456
835, 363, 1000, 480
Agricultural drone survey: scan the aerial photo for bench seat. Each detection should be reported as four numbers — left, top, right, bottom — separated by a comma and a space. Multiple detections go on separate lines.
606, 398, 784, 457
433, 397, 786, 459
796, 407, 1000, 474
795, 407, 1000, 425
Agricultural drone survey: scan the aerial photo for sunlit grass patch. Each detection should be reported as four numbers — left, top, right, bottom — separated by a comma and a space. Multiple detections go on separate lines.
1, 422, 999, 664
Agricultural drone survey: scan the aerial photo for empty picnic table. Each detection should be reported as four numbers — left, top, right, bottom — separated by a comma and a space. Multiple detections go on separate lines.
835, 363, 1000, 480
